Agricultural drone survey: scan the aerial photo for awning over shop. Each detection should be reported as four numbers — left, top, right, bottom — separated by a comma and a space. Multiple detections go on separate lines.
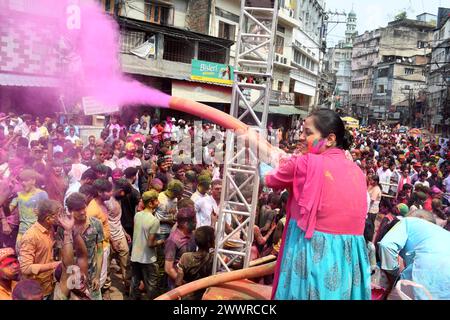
241, 104, 307, 116
0, 73, 59, 87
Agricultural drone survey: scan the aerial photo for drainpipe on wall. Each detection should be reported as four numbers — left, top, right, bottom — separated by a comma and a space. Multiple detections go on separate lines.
207, 0, 212, 35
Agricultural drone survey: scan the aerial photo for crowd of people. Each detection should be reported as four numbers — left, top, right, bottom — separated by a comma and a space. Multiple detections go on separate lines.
0, 109, 449, 300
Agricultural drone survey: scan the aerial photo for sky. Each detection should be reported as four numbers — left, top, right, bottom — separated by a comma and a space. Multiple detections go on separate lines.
323, 0, 445, 46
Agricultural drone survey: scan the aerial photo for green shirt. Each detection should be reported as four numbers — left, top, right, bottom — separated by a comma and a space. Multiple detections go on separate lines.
12, 189, 48, 235
131, 210, 160, 264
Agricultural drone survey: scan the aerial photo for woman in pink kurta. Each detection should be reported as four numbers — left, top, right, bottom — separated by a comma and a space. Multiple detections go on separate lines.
262, 109, 371, 300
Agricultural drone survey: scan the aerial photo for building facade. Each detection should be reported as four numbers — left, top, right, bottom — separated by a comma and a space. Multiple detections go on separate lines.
326, 10, 357, 114
105, 0, 326, 125
351, 18, 434, 125
289, 0, 325, 115
427, 9, 450, 137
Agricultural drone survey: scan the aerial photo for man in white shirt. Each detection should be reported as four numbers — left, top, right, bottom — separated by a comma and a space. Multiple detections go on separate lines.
377, 160, 392, 194
28, 122, 41, 144
65, 126, 81, 144
14, 114, 31, 138
414, 172, 430, 190
195, 180, 222, 228
117, 143, 142, 191
190, 175, 211, 204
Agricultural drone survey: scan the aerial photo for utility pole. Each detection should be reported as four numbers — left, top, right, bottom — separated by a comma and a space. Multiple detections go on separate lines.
317, 10, 348, 110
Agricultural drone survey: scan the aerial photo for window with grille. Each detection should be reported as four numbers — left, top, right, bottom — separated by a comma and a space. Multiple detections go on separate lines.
275, 36, 284, 54
145, 2, 171, 25
404, 68, 414, 75
120, 30, 147, 53
218, 21, 236, 41
198, 42, 227, 64
163, 36, 194, 63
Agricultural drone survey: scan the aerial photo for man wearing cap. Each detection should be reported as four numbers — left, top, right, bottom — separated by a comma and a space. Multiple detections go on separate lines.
428, 166, 443, 189
164, 207, 197, 290
156, 180, 183, 241
130, 190, 162, 300
19, 199, 62, 298
194, 179, 222, 228
0, 248, 20, 300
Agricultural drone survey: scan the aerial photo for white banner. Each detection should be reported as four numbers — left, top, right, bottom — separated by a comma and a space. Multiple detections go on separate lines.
82, 96, 119, 116
130, 36, 156, 59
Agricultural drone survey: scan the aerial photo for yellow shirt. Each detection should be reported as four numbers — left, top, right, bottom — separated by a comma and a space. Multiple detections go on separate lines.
19, 222, 55, 296
86, 199, 110, 248
0, 281, 17, 300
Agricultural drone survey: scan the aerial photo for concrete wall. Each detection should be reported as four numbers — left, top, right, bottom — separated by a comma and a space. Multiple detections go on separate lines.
379, 25, 432, 58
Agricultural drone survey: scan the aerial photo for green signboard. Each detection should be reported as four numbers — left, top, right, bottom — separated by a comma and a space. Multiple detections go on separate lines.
191, 59, 234, 85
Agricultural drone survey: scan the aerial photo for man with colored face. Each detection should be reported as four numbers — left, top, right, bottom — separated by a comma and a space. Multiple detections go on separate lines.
130, 190, 162, 300
164, 207, 197, 290
19, 199, 62, 298
9, 169, 49, 245
86, 179, 113, 297
0, 248, 20, 300
103, 179, 132, 298
64, 192, 103, 300
117, 143, 142, 189
44, 159, 68, 204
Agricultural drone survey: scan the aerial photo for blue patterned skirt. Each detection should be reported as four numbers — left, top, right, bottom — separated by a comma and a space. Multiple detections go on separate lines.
274, 220, 371, 300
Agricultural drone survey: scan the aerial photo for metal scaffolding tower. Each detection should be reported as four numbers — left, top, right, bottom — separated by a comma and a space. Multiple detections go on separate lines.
213, 0, 279, 274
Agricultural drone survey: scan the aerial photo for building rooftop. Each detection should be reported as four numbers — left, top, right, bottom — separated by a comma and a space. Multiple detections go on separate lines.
387, 18, 435, 30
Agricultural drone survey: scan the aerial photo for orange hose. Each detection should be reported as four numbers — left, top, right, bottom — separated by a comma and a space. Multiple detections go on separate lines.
154, 261, 276, 300
169, 97, 248, 131
169, 97, 279, 160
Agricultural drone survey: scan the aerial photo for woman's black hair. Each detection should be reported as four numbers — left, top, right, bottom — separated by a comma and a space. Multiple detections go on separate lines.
370, 174, 381, 187
309, 109, 353, 150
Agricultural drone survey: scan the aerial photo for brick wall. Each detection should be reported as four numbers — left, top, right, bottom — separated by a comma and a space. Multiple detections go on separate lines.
186, 0, 210, 34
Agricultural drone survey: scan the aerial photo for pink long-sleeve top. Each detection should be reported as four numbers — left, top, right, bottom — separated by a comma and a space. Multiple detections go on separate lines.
265, 148, 368, 238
